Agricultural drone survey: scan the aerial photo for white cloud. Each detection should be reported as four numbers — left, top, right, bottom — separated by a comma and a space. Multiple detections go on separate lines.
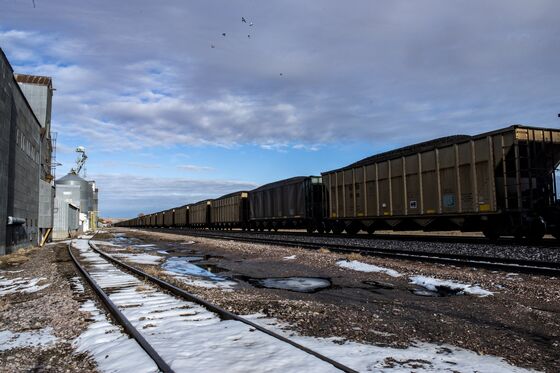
2, 1, 560, 151
177, 164, 214, 172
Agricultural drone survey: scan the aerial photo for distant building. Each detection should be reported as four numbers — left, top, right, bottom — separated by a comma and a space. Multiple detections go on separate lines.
53, 173, 99, 240
0, 49, 54, 255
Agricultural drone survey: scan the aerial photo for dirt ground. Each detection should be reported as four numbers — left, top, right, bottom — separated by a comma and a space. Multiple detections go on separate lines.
100, 228, 560, 372
0, 243, 99, 372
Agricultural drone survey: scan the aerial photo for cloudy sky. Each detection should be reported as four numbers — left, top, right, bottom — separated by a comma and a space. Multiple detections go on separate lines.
2, 1, 559, 217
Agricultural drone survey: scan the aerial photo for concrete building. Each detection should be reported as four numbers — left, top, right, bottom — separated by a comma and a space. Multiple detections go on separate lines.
0, 49, 53, 255
15, 73, 55, 245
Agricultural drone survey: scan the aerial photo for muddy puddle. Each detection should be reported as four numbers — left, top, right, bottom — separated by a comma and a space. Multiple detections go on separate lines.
244, 277, 331, 293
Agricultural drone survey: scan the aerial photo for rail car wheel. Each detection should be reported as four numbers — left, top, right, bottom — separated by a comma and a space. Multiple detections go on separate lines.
526, 217, 546, 242
332, 222, 344, 235
366, 226, 375, 235
483, 228, 499, 242
316, 223, 325, 234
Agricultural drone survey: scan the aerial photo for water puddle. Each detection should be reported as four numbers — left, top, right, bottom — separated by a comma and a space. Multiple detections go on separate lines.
245, 277, 331, 293
162, 257, 230, 282
410, 285, 463, 297
197, 263, 229, 273
111, 234, 142, 246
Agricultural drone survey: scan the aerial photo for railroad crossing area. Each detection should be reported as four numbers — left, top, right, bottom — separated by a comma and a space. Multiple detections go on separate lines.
1, 228, 558, 372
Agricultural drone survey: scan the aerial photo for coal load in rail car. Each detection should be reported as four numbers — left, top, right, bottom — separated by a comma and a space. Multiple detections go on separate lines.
190, 200, 212, 228
249, 176, 325, 232
322, 125, 560, 240
211, 191, 249, 230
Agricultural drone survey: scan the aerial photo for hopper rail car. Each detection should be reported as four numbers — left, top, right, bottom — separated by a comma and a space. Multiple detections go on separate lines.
116, 125, 560, 242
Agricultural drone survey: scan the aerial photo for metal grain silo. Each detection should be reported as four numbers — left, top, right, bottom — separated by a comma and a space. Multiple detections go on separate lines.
56, 173, 91, 211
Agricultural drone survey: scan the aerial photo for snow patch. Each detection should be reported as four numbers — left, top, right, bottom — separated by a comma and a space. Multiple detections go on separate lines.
70, 276, 85, 293
246, 315, 535, 373
168, 273, 237, 290
111, 253, 163, 265
0, 276, 50, 296
336, 260, 401, 277
73, 300, 158, 373
0, 327, 57, 351
410, 276, 493, 297
90, 240, 122, 247
283, 255, 297, 260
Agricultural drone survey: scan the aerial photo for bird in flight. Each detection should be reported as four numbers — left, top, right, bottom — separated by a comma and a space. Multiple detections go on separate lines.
249, 22, 254, 27
222, 33, 226, 36
242, 17, 247, 23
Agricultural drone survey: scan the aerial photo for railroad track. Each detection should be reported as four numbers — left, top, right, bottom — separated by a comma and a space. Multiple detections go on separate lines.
140, 227, 560, 277
69, 237, 357, 373
151, 227, 560, 248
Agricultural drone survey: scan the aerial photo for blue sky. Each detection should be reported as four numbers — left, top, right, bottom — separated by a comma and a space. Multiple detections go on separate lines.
1, 1, 560, 217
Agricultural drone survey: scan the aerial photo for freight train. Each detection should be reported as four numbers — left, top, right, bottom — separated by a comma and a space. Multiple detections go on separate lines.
116, 125, 560, 241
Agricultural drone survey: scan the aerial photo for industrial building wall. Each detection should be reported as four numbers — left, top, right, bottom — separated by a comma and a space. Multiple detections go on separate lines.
39, 180, 55, 229
0, 50, 42, 254
0, 55, 12, 255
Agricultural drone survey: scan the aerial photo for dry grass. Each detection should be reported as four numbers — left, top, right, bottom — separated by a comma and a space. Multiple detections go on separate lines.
346, 252, 365, 261
0, 247, 38, 267
318, 248, 331, 254
135, 284, 151, 292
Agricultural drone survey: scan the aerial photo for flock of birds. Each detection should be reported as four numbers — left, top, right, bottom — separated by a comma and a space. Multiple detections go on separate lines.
210, 16, 284, 77
211, 16, 254, 49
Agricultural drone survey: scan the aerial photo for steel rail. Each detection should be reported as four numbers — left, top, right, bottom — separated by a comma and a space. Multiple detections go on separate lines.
68, 244, 174, 373
87, 239, 358, 373
143, 228, 560, 277
148, 226, 560, 248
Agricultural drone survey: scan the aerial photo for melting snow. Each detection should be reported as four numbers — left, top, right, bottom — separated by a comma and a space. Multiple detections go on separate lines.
181, 241, 196, 245
0, 276, 50, 296
0, 327, 57, 351
111, 253, 163, 265
90, 240, 122, 247
410, 276, 493, 297
336, 260, 401, 277
247, 315, 536, 373
73, 300, 158, 373
283, 255, 297, 260
70, 276, 85, 293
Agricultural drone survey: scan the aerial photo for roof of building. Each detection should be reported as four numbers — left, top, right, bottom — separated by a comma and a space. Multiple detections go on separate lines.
56, 172, 88, 184
14, 73, 53, 88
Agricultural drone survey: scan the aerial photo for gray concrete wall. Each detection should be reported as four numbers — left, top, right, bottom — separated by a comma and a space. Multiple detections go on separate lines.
0, 55, 12, 255
0, 49, 42, 254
